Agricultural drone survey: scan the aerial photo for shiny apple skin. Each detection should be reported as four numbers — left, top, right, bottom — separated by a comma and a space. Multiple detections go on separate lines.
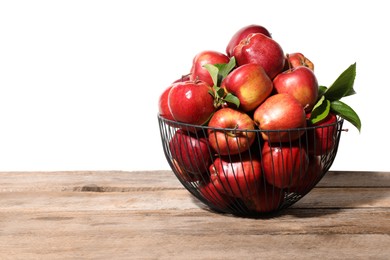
233, 33, 285, 79
189, 50, 230, 87
221, 63, 273, 112
168, 80, 215, 126
210, 154, 262, 198
208, 108, 256, 155
262, 141, 309, 189
226, 24, 272, 57
254, 93, 306, 142
273, 66, 319, 112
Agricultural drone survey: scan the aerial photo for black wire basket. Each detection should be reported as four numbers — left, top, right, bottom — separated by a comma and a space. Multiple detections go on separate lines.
158, 114, 344, 217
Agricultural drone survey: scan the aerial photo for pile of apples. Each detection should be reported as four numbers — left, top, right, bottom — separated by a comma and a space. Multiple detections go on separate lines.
158, 24, 359, 214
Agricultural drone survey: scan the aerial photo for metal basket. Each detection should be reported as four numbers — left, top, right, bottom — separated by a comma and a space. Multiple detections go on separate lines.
158, 114, 344, 217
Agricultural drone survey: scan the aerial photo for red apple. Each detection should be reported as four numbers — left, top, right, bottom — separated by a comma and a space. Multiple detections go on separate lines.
244, 184, 284, 213
290, 155, 322, 194
169, 129, 212, 175
221, 63, 273, 112
189, 50, 230, 87
233, 33, 285, 79
168, 80, 215, 126
158, 84, 175, 121
262, 141, 309, 189
285, 53, 314, 71
209, 153, 262, 198
171, 158, 202, 183
198, 180, 231, 211
253, 93, 307, 142
226, 24, 272, 57
306, 113, 338, 155
159, 75, 192, 122
273, 66, 319, 112
208, 108, 256, 155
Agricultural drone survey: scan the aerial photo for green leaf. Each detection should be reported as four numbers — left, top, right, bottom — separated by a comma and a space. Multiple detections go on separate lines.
330, 100, 361, 132
224, 93, 240, 108
203, 57, 236, 87
203, 58, 240, 109
344, 88, 357, 97
203, 64, 219, 87
214, 85, 225, 98
324, 62, 356, 101
215, 57, 236, 80
309, 95, 331, 124
318, 85, 328, 98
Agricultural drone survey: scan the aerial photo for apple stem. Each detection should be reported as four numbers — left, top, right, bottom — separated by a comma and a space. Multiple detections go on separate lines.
225, 124, 240, 138
211, 86, 227, 109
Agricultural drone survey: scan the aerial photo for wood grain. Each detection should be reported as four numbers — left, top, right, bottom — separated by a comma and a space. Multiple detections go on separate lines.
0, 170, 389, 259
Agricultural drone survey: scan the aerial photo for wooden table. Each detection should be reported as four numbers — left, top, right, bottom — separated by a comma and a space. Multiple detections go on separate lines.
0, 170, 389, 259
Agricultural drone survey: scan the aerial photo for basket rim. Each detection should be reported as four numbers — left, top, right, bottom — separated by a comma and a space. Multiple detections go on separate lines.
157, 113, 344, 133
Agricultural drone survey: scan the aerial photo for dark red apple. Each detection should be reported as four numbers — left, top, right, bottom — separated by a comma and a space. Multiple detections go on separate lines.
198, 180, 231, 211
244, 184, 284, 213
286, 53, 314, 71
273, 66, 319, 112
208, 108, 256, 155
189, 50, 230, 87
226, 24, 272, 57
262, 141, 309, 189
306, 113, 338, 155
233, 33, 285, 79
169, 129, 212, 175
221, 63, 273, 112
290, 155, 322, 194
253, 93, 307, 142
209, 153, 262, 198
168, 80, 215, 126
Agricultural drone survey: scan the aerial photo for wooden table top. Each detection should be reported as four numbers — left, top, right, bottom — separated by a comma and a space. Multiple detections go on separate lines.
0, 170, 389, 259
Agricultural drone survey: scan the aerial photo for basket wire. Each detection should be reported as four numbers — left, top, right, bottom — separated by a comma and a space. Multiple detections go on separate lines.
158, 114, 344, 217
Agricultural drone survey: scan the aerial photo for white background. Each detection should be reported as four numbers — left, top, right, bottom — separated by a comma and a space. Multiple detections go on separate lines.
0, 0, 387, 172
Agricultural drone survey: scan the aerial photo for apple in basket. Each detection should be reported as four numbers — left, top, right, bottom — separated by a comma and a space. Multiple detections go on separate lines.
189, 50, 230, 87
171, 159, 202, 183
290, 155, 322, 194
273, 65, 319, 112
306, 112, 338, 156
221, 63, 273, 112
244, 184, 284, 213
168, 129, 212, 175
209, 153, 262, 199
158, 84, 175, 122
168, 79, 215, 126
261, 140, 309, 189
207, 108, 256, 155
285, 52, 315, 71
226, 24, 272, 57
254, 93, 307, 143
158, 75, 191, 124
198, 180, 231, 211
233, 32, 285, 79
